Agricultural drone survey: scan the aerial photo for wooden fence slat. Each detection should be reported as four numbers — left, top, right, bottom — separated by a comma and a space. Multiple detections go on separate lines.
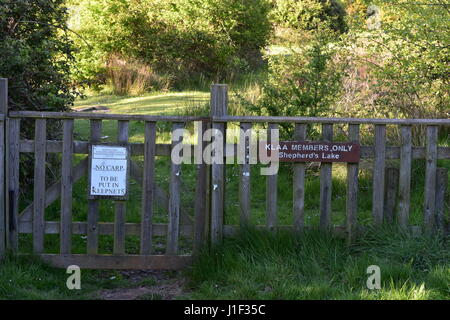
19, 221, 193, 237
0, 79, 6, 258
210, 121, 225, 244
38, 254, 192, 270
398, 126, 412, 228
210, 84, 227, 245
436, 168, 448, 233
293, 123, 307, 232
346, 124, 359, 241
7, 119, 20, 250
193, 121, 208, 255
87, 120, 102, 254
140, 121, 156, 255
239, 122, 252, 226
19, 158, 88, 222
320, 124, 333, 229
10, 111, 450, 126
114, 121, 129, 255
372, 125, 386, 226
384, 168, 399, 223
266, 123, 278, 231
130, 159, 191, 225
33, 119, 46, 254
60, 120, 74, 254
0, 119, 4, 258
167, 122, 184, 254
424, 126, 438, 230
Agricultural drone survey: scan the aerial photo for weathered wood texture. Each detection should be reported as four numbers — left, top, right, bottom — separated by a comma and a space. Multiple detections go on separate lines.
424, 126, 438, 230
372, 125, 386, 225
140, 121, 156, 255
193, 121, 208, 255
9, 111, 207, 122
7, 118, 20, 250
398, 126, 412, 228
19, 221, 193, 236
266, 123, 279, 231
19, 158, 88, 222
87, 120, 102, 254
346, 124, 360, 241
384, 168, 399, 223
38, 254, 192, 270
114, 120, 129, 255
0, 79, 6, 258
10, 111, 450, 126
239, 122, 252, 226
435, 168, 448, 233
17, 139, 450, 160
33, 119, 46, 253
60, 120, 74, 254
293, 123, 307, 232
319, 124, 333, 229
167, 122, 184, 255
210, 84, 227, 244
211, 115, 450, 126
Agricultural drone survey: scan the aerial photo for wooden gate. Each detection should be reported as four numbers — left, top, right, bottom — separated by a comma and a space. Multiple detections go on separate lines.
0, 79, 449, 269
0, 78, 211, 269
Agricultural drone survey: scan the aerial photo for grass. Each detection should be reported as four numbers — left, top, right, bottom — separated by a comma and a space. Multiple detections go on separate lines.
0, 254, 131, 300
186, 226, 450, 300
1, 90, 449, 300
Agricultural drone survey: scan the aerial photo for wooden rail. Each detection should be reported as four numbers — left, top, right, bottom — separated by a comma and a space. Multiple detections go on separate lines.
9, 111, 208, 122
212, 115, 450, 125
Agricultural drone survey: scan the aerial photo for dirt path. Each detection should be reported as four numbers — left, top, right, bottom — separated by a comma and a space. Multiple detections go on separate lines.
96, 270, 188, 300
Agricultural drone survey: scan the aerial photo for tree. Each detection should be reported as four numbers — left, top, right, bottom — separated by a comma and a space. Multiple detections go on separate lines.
0, 0, 78, 194
70, 0, 273, 91
0, 0, 78, 114
271, 0, 347, 34
341, 0, 449, 120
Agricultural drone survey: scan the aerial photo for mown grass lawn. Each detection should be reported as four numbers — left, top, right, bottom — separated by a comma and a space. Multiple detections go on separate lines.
1, 91, 449, 300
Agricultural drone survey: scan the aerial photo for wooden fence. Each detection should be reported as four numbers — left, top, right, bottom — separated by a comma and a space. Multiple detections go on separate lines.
0, 79, 449, 269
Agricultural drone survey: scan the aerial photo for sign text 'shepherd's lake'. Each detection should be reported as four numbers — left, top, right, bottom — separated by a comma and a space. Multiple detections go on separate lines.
262, 141, 360, 163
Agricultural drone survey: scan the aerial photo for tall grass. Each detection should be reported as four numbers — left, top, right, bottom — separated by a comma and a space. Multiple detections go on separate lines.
186, 226, 450, 300
106, 54, 173, 95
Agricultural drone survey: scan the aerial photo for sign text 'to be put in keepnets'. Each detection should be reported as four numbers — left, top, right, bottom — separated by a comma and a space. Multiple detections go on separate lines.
88, 145, 129, 200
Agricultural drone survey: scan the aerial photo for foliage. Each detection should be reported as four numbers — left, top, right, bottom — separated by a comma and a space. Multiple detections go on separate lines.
105, 54, 173, 95
188, 226, 450, 299
271, 0, 348, 33
0, 0, 80, 195
0, 0, 78, 114
70, 0, 273, 91
242, 28, 344, 138
338, 0, 449, 120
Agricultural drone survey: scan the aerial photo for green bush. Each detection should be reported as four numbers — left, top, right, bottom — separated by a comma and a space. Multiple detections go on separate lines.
70, 0, 273, 91
0, 0, 78, 114
0, 0, 79, 197
271, 0, 347, 33
242, 30, 344, 138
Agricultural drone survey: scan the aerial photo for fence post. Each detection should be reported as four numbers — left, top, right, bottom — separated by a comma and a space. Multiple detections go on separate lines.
0, 79, 6, 260
210, 84, 227, 245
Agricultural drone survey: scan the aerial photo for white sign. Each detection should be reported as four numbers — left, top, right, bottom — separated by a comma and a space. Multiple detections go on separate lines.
90, 145, 128, 198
